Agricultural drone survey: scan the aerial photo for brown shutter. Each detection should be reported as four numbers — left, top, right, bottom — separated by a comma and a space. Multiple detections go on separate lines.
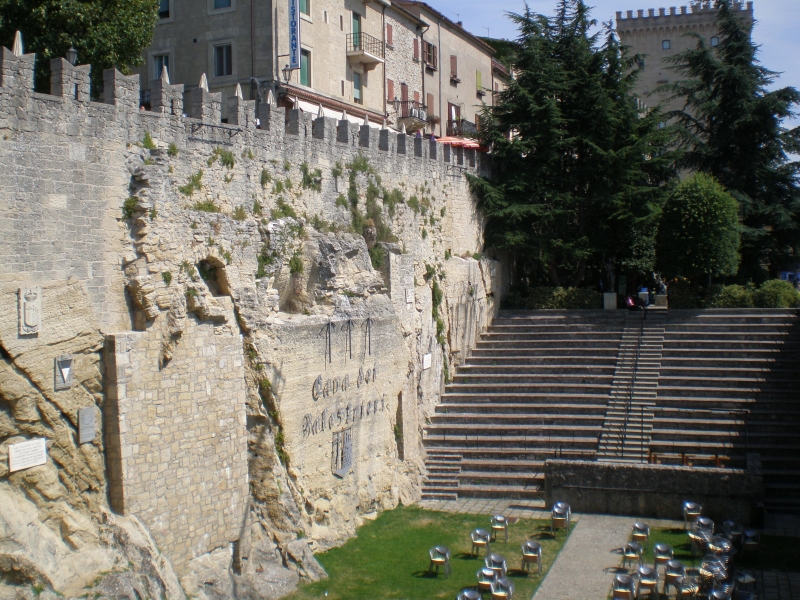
422, 41, 428, 64
413, 39, 419, 60
450, 55, 457, 77
432, 45, 438, 68
387, 24, 393, 45
387, 79, 394, 101
427, 93, 434, 115
413, 91, 420, 105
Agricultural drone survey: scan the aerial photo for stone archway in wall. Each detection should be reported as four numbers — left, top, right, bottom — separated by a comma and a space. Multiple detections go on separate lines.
196, 255, 232, 297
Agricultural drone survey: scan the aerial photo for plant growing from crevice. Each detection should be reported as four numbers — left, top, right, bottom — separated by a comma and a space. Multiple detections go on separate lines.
192, 199, 219, 213
261, 169, 272, 188
332, 162, 343, 178
179, 170, 203, 196
289, 251, 304, 275
167, 143, 178, 157
142, 131, 156, 150
284, 160, 291, 171
256, 245, 275, 279
369, 246, 386, 269
149, 208, 157, 220
233, 205, 247, 220
122, 197, 138, 219
300, 162, 322, 191
209, 147, 235, 169
253, 200, 262, 216
271, 198, 297, 219
407, 195, 420, 214
161, 271, 172, 286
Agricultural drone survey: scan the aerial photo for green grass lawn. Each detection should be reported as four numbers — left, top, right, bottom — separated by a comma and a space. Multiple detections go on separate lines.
286, 505, 571, 600
638, 527, 800, 573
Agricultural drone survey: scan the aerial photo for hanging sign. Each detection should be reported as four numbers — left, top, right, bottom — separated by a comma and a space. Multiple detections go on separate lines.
288, 0, 301, 70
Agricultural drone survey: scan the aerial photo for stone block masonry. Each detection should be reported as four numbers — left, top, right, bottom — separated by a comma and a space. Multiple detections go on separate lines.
0, 40, 503, 593
105, 314, 248, 571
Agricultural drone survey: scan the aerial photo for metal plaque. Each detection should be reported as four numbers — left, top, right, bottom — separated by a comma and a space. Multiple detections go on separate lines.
8, 438, 47, 472
422, 353, 432, 370
78, 407, 96, 444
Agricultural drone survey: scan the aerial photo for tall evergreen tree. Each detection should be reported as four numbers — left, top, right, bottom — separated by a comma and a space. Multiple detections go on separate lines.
664, 0, 800, 280
469, 0, 675, 289
0, 0, 159, 95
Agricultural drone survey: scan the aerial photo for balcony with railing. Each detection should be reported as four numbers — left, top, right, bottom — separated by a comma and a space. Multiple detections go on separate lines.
393, 100, 427, 133
446, 119, 478, 137
346, 32, 384, 71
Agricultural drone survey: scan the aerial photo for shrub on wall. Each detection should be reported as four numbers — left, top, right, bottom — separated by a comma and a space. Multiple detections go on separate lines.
753, 280, 800, 308
503, 287, 601, 309
710, 284, 755, 308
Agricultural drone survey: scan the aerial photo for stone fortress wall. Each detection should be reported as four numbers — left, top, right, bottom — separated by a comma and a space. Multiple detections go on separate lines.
0, 41, 505, 599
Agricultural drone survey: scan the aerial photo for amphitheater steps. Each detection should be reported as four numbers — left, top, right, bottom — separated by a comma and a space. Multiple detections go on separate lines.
421, 310, 626, 499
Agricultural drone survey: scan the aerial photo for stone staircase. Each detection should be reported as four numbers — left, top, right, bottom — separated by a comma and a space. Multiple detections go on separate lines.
422, 310, 627, 500
422, 308, 800, 513
649, 309, 800, 514
598, 311, 666, 463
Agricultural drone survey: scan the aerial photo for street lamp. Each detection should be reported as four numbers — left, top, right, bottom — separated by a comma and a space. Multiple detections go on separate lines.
392, 96, 400, 112
282, 64, 292, 83
66, 46, 78, 66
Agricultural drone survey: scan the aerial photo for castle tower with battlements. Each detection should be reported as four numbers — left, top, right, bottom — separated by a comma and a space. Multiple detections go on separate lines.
616, 1, 754, 113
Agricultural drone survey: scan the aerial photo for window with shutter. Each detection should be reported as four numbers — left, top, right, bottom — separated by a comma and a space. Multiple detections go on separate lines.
413, 39, 419, 60
387, 79, 394, 101
427, 93, 434, 115
422, 41, 428, 63
387, 24, 393, 46
413, 91, 420, 105
450, 55, 457, 78
476, 70, 482, 90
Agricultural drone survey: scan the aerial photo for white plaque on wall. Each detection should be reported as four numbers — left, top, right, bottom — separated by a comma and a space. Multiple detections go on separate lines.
18, 287, 42, 335
78, 407, 96, 444
8, 438, 47, 472
422, 353, 432, 370
405, 289, 414, 304
55, 355, 75, 390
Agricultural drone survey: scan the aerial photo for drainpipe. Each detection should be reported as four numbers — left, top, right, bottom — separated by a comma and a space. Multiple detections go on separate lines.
437, 17, 442, 137
420, 23, 429, 131
382, 5, 387, 118
251, 0, 256, 80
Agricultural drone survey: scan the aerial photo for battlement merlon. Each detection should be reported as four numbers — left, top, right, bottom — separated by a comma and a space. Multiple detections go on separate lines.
616, 1, 753, 22
0, 40, 487, 176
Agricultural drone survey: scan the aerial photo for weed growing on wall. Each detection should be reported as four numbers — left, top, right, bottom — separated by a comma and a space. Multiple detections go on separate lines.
179, 170, 203, 196
209, 147, 235, 169
335, 195, 348, 208
192, 199, 220, 213
167, 143, 179, 157
289, 251, 304, 275
161, 271, 172, 286
284, 160, 291, 171
272, 180, 284, 194
122, 197, 138, 219
300, 162, 322, 191
142, 131, 156, 150
261, 169, 272, 188
253, 200, 262, 216
271, 198, 297, 220
332, 162, 343, 178
407, 195, 420, 214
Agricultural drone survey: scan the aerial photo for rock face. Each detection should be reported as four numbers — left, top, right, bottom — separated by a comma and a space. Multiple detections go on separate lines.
0, 52, 506, 598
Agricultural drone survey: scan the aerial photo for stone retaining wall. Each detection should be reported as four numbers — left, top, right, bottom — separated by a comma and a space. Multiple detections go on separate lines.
544, 457, 763, 524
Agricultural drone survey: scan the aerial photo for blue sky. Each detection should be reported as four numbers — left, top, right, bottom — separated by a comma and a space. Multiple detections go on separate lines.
436, 0, 800, 128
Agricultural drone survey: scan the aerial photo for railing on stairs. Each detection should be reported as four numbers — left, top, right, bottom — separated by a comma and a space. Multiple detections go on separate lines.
603, 312, 647, 459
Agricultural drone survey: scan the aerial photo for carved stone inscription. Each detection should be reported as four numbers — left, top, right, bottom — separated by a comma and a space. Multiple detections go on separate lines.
18, 286, 42, 335
78, 407, 96, 444
8, 438, 47, 472
331, 427, 353, 478
312, 364, 377, 401
302, 395, 387, 438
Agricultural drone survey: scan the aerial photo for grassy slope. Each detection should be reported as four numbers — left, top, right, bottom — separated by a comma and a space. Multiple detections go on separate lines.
286, 506, 571, 600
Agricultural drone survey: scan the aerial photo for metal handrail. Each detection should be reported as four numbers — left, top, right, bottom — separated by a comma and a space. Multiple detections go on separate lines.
346, 32, 385, 59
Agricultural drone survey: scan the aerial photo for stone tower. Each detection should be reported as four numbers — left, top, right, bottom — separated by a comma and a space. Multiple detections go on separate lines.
616, 1, 754, 113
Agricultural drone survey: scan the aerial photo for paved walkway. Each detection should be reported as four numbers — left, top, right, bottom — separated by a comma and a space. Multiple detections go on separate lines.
531, 514, 632, 600
418, 497, 548, 519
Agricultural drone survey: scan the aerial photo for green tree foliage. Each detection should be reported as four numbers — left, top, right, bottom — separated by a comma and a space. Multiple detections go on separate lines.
664, 0, 800, 280
656, 174, 740, 279
0, 0, 159, 94
469, 0, 675, 287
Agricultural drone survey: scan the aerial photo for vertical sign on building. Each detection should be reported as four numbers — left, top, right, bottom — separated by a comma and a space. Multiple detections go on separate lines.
288, 0, 301, 70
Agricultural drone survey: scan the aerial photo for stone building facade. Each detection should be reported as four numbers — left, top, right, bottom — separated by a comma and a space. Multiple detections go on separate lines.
616, 1, 754, 113
0, 38, 505, 599
396, 1, 499, 138
139, 0, 431, 128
